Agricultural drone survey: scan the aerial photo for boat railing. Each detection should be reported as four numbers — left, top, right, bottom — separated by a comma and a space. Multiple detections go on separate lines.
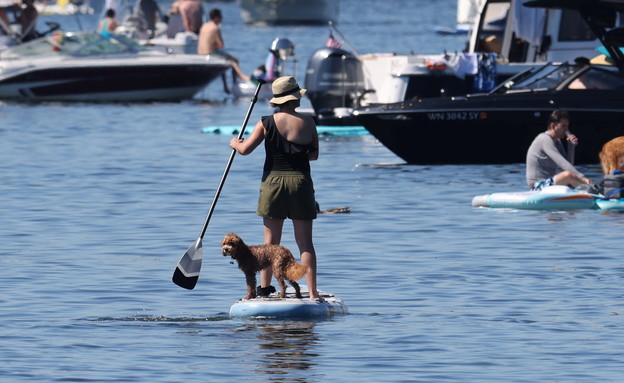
508, 63, 570, 90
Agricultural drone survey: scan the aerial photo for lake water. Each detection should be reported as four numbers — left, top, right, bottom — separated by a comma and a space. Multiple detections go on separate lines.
3, 1, 624, 382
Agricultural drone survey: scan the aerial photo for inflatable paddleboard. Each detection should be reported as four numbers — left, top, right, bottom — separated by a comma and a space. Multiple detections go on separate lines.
202, 125, 368, 136
595, 199, 624, 210
229, 286, 348, 318
472, 185, 597, 210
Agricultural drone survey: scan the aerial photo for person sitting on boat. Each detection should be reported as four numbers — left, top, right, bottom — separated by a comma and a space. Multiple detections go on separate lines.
98, 8, 118, 38
198, 8, 249, 82
526, 110, 591, 190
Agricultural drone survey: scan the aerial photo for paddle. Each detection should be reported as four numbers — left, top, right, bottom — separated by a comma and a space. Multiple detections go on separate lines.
172, 79, 266, 290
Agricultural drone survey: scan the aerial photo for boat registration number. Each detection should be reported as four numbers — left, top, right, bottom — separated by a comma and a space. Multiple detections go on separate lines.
427, 112, 484, 121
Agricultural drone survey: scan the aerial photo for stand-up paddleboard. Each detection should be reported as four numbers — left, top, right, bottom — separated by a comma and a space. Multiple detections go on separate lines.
229, 286, 348, 318
472, 185, 597, 210
202, 125, 368, 136
595, 199, 624, 210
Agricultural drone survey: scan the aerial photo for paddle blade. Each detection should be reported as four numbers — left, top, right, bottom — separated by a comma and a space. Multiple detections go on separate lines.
172, 238, 203, 290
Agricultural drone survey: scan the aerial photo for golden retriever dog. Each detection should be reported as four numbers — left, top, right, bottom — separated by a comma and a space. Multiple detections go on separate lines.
599, 136, 624, 175
221, 233, 308, 300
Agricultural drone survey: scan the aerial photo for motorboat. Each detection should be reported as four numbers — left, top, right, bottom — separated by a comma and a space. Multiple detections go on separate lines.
116, 7, 199, 55
304, 0, 616, 125
117, 17, 199, 55
354, 60, 624, 164
141, 31, 198, 55
35, 0, 94, 15
435, 0, 485, 35
0, 31, 231, 101
237, 0, 338, 25
352, 0, 624, 165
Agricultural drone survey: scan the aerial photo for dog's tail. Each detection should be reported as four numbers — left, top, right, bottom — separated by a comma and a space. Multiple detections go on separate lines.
286, 263, 309, 281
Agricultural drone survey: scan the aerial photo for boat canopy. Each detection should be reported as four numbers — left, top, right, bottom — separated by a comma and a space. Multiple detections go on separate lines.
470, 0, 599, 62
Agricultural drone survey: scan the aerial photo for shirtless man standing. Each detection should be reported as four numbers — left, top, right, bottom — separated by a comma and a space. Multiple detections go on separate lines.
176, 0, 203, 34
198, 8, 249, 82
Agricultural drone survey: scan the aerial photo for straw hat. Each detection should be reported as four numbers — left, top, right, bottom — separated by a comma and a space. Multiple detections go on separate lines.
270, 76, 307, 105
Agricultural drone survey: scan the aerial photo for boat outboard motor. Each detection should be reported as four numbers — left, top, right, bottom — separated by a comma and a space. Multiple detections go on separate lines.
270, 37, 295, 59
304, 47, 367, 119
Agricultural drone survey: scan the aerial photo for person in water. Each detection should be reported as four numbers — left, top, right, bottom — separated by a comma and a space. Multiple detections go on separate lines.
526, 110, 591, 190
98, 8, 118, 38
229, 76, 321, 300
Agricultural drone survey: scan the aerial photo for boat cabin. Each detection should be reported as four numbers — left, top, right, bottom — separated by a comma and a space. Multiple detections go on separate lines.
469, 0, 602, 63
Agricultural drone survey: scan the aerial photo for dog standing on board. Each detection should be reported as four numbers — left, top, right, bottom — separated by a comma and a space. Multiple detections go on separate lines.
221, 233, 308, 300
599, 136, 624, 175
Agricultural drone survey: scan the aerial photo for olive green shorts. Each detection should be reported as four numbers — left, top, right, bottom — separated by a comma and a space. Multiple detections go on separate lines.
257, 171, 317, 220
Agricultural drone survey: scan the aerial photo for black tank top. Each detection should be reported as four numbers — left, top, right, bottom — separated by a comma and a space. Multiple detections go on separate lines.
262, 115, 314, 173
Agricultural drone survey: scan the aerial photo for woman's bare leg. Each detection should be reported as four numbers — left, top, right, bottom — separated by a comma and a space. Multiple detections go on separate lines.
260, 217, 284, 293
292, 219, 318, 299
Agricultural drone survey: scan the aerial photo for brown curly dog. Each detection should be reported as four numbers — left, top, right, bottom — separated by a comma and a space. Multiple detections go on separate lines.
221, 233, 308, 300
599, 136, 624, 175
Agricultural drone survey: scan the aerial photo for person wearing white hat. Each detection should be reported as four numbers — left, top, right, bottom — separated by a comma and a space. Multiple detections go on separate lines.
230, 76, 321, 300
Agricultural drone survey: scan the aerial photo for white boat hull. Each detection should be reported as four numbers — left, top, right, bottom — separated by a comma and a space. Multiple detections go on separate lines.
231, 80, 274, 99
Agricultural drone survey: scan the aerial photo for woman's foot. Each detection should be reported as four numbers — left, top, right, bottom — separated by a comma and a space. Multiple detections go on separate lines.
256, 285, 276, 297
309, 290, 323, 301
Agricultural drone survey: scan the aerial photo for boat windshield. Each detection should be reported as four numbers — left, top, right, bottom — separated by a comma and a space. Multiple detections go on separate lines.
509, 63, 578, 90
505, 63, 624, 91
565, 67, 624, 90
0, 32, 146, 59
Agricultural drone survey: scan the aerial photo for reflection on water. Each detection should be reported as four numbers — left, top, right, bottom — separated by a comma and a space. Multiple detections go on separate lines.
235, 321, 319, 379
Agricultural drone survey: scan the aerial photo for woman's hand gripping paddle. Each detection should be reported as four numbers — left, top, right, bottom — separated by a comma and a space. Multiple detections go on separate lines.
172, 79, 266, 290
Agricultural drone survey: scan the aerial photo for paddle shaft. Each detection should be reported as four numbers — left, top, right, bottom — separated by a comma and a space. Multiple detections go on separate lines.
198, 79, 266, 240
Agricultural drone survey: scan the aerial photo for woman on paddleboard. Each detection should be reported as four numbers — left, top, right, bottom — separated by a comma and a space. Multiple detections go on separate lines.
229, 76, 321, 300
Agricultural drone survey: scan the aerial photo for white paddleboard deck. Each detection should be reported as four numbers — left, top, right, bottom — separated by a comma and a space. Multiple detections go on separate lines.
472, 185, 597, 210
596, 199, 624, 210
229, 286, 348, 318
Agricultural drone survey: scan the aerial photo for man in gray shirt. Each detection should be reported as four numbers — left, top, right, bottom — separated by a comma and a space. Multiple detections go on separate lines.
526, 110, 591, 190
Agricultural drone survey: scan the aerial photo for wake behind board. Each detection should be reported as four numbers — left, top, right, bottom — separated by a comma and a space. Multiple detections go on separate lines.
229, 286, 348, 318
